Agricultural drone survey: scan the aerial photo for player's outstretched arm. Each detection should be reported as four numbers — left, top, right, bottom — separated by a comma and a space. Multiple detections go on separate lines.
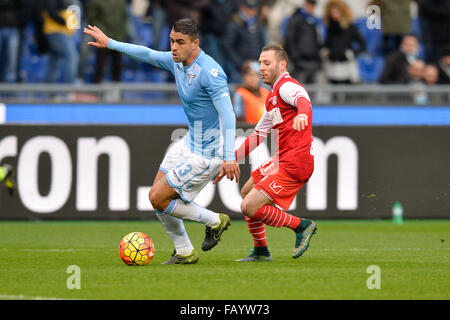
84, 25, 109, 48
84, 25, 171, 68
213, 109, 272, 184
234, 130, 267, 163
235, 110, 272, 164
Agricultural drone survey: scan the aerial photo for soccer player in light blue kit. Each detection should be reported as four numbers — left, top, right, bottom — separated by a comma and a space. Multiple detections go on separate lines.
85, 18, 240, 264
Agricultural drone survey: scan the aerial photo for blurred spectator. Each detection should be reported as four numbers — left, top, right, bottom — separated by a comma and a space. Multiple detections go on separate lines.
223, 0, 266, 83
147, 0, 168, 51
31, 0, 50, 56
408, 59, 425, 83
416, 0, 450, 64
165, 0, 209, 27
265, 0, 298, 45
131, 0, 150, 17
87, 0, 128, 83
0, 0, 28, 82
258, 0, 275, 44
42, 0, 79, 83
284, 0, 321, 84
422, 63, 439, 104
200, 0, 238, 69
322, 0, 365, 84
377, 0, 412, 56
407, 59, 427, 104
125, 0, 139, 44
437, 46, 450, 84
423, 64, 439, 85
233, 60, 269, 124
416, 0, 432, 63
379, 34, 419, 84
76, 0, 90, 81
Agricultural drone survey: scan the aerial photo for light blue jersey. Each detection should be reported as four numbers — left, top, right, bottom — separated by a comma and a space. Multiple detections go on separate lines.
107, 39, 236, 161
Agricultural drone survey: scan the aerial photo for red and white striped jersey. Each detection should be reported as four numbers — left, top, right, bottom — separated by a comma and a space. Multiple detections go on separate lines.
254, 72, 314, 182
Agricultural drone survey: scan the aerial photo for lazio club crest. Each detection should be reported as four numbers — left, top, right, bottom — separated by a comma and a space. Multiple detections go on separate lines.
188, 73, 196, 85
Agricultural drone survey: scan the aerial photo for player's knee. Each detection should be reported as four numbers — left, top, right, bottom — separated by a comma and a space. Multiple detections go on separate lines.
149, 188, 164, 211
240, 199, 255, 217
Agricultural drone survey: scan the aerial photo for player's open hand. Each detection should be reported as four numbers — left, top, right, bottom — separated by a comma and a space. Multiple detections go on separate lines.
212, 161, 240, 184
293, 114, 308, 131
84, 25, 109, 48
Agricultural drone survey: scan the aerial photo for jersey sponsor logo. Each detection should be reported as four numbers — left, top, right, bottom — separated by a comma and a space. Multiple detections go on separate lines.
269, 180, 284, 194
209, 68, 218, 77
268, 107, 283, 126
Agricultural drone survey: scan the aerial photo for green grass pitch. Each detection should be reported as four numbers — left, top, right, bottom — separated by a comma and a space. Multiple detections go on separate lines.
0, 220, 448, 300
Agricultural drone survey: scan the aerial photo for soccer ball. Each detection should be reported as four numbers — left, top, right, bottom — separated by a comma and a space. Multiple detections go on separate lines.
119, 232, 155, 266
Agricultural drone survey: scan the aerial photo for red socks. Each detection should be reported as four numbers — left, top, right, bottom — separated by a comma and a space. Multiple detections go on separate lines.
252, 205, 301, 230
245, 216, 267, 248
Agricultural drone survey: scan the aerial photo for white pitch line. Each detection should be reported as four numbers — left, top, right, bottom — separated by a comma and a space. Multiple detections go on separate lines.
1, 247, 447, 253
318, 247, 449, 251
18, 248, 110, 252
0, 248, 116, 252
0, 294, 80, 300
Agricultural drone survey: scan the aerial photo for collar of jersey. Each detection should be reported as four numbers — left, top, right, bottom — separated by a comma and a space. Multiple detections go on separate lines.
183, 49, 204, 71
272, 72, 290, 89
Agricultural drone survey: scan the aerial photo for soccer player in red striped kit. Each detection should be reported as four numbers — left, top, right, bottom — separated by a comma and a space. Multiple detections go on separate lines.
214, 44, 317, 261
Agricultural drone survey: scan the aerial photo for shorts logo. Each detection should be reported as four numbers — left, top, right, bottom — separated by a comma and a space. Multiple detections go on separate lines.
172, 170, 182, 182
269, 180, 283, 194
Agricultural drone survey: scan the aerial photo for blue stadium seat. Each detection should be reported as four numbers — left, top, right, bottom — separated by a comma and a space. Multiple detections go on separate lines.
357, 54, 385, 83
17, 15, 173, 84
411, 16, 420, 37
355, 17, 383, 56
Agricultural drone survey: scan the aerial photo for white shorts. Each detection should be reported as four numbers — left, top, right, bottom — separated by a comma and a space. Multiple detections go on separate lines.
159, 139, 222, 203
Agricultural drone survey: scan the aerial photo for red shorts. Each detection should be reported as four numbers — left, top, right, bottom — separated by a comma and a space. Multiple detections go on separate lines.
251, 159, 305, 211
